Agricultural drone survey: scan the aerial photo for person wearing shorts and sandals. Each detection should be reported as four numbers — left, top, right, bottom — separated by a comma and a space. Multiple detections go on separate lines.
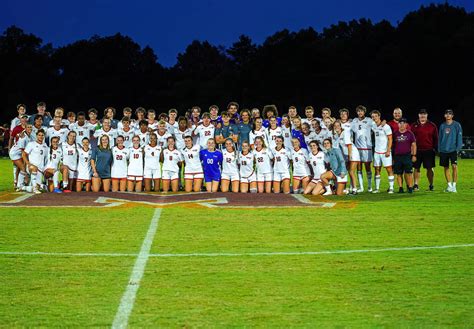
438, 109, 462, 193
393, 118, 417, 193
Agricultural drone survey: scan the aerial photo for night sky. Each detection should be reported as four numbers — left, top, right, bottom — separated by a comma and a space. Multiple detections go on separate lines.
2, 0, 473, 67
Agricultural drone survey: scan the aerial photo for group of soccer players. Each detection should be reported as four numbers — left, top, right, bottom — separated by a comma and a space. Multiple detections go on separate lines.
8, 101, 463, 195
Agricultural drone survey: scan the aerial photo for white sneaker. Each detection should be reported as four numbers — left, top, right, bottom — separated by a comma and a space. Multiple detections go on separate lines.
388, 188, 394, 194
445, 186, 454, 193
323, 188, 333, 196
343, 189, 349, 195
368, 188, 373, 193
372, 189, 380, 194
357, 188, 364, 193
451, 187, 457, 193
33, 188, 42, 194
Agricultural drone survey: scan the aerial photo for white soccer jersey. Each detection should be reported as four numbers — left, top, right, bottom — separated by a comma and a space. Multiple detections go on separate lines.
144, 145, 162, 170
46, 147, 62, 170
372, 123, 392, 154
77, 148, 92, 180
281, 126, 292, 150
24, 141, 49, 170
156, 131, 172, 148
222, 150, 239, 175
249, 128, 268, 147
341, 128, 355, 156
266, 127, 283, 149
173, 127, 193, 150
137, 130, 150, 147
309, 151, 327, 179
194, 124, 215, 149
314, 129, 331, 146
254, 147, 274, 174
303, 131, 318, 147
166, 122, 179, 134
162, 148, 183, 172
341, 120, 352, 131
351, 117, 374, 149
49, 119, 69, 127
94, 128, 118, 147
117, 127, 136, 148
10, 117, 21, 132
148, 121, 159, 131
70, 122, 94, 145
181, 145, 202, 173
11, 133, 34, 153
238, 151, 255, 178
128, 146, 144, 176
46, 127, 68, 145
61, 142, 78, 171
111, 146, 130, 178
291, 147, 310, 177
272, 147, 291, 174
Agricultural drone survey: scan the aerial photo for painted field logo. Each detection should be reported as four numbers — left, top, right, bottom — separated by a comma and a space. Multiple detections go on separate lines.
0, 192, 336, 208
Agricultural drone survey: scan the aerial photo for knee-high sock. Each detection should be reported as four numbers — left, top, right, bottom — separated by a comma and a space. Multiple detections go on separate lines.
53, 171, 60, 189
357, 171, 364, 190
388, 175, 395, 189
36, 172, 43, 187
367, 171, 372, 189
30, 172, 37, 189
375, 175, 381, 190
17, 171, 27, 188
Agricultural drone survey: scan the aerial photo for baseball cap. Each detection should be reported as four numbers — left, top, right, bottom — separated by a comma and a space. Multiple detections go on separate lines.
418, 109, 428, 114
399, 117, 408, 123
445, 109, 454, 115
21, 114, 28, 119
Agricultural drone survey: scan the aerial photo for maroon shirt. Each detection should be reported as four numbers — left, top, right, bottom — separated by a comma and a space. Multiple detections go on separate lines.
411, 120, 438, 151
388, 120, 411, 134
393, 130, 416, 155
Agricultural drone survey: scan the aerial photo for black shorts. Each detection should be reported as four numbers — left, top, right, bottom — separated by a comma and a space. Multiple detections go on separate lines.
439, 152, 457, 167
393, 154, 413, 175
413, 150, 435, 169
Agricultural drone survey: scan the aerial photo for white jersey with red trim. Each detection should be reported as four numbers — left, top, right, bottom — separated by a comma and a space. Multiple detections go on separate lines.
93, 128, 118, 147
69, 122, 94, 145
290, 147, 310, 177
309, 151, 327, 179
156, 132, 172, 148
194, 124, 215, 149
162, 148, 183, 172
351, 117, 374, 149
272, 147, 291, 174
137, 130, 150, 147
313, 129, 331, 146
11, 133, 34, 154
128, 146, 144, 176
111, 146, 130, 178
266, 127, 282, 149
144, 145, 162, 170
117, 127, 136, 148
181, 145, 202, 174
238, 151, 255, 178
173, 127, 193, 150
61, 142, 78, 171
77, 148, 92, 179
46, 147, 63, 170
253, 147, 274, 174
46, 127, 68, 145
222, 150, 239, 175
24, 141, 49, 170
372, 123, 392, 153
303, 131, 318, 147
249, 128, 268, 147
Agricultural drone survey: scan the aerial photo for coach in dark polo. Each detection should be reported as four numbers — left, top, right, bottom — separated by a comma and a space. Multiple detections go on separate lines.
393, 118, 417, 193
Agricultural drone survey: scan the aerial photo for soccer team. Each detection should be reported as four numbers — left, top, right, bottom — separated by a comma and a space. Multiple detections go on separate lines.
8, 102, 463, 195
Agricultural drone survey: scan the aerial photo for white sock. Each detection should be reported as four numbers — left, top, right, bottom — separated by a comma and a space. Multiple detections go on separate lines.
17, 171, 27, 188
31, 172, 38, 189
367, 171, 372, 189
448, 182, 453, 188
357, 171, 364, 190
53, 171, 60, 189
453, 182, 457, 188
13, 166, 18, 182
250, 188, 257, 193
375, 175, 381, 190
62, 180, 68, 189
36, 172, 43, 187
388, 176, 395, 189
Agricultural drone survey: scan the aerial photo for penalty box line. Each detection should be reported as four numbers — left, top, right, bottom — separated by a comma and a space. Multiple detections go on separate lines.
1, 244, 473, 259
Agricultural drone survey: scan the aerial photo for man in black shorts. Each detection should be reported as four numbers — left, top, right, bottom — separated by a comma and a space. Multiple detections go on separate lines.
393, 118, 417, 193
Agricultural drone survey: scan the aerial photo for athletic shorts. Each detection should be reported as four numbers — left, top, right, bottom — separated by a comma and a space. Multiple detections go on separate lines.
414, 150, 435, 169
77, 170, 91, 182
374, 152, 393, 168
204, 171, 221, 183
393, 154, 413, 175
111, 166, 127, 179
162, 170, 179, 181
273, 171, 290, 182
240, 172, 256, 184
144, 168, 162, 179
9, 148, 22, 161
127, 175, 143, 182
358, 148, 373, 162
256, 172, 273, 183
335, 173, 348, 183
348, 148, 360, 162
184, 172, 204, 180
439, 152, 457, 167
221, 172, 240, 181
293, 174, 310, 181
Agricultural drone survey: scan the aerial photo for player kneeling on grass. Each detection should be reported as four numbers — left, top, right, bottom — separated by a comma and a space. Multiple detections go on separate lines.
161, 136, 183, 192
320, 138, 347, 196
44, 136, 63, 193
127, 136, 144, 192
290, 138, 311, 194
22, 129, 49, 194
91, 135, 113, 192
200, 138, 223, 193
254, 136, 273, 193
182, 136, 204, 192
144, 133, 163, 192
272, 136, 291, 194
111, 136, 129, 192
304, 140, 327, 195
61, 131, 79, 192
370, 110, 395, 194
238, 141, 257, 193
76, 138, 92, 192
221, 138, 240, 193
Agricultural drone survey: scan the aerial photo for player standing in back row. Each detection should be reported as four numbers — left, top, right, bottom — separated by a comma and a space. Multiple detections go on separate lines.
351, 105, 374, 193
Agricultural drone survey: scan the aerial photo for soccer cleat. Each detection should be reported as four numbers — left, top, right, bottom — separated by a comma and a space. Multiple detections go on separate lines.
413, 184, 419, 191
451, 187, 457, 193
429, 185, 434, 191
343, 189, 349, 195
387, 188, 394, 194
63, 189, 72, 193
444, 186, 454, 193
398, 187, 404, 193
367, 188, 373, 193
53, 188, 63, 193
372, 189, 380, 194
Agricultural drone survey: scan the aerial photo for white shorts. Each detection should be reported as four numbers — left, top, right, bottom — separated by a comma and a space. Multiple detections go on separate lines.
358, 148, 373, 162
222, 172, 240, 181
336, 173, 348, 183
111, 166, 127, 179
256, 172, 273, 183
349, 148, 361, 162
144, 168, 162, 179
374, 152, 392, 168
293, 168, 310, 181
162, 170, 179, 181
127, 167, 144, 177
273, 171, 291, 182
184, 172, 204, 180
240, 172, 256, 184
127, 175, 143, 182
9, 148, 22, 161
77, 170, 92, 182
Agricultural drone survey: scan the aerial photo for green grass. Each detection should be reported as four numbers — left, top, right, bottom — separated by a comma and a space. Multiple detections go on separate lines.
0, 157, 473, 327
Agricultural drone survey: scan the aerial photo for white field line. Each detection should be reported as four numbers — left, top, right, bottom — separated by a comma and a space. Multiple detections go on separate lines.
111, 208, 162, 329
1, 244, 473, 259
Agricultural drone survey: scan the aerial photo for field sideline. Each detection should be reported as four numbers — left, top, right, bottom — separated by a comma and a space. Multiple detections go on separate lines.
0, 158, 473, 327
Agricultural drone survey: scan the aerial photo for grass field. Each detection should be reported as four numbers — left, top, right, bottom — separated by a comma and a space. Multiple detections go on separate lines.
0, 157, 473, 327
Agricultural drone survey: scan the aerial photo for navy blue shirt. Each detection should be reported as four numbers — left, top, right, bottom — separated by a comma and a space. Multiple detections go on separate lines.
91, 148, 113, 178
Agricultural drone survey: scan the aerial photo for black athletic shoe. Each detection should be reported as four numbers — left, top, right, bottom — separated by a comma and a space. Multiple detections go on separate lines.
413, 184, 419, 191
429, 185, 434, 191
408, 187, 413, 194
398, 187, 404, 193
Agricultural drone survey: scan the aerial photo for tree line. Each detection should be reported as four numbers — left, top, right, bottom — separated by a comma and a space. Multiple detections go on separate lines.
1, 3, 473, 133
